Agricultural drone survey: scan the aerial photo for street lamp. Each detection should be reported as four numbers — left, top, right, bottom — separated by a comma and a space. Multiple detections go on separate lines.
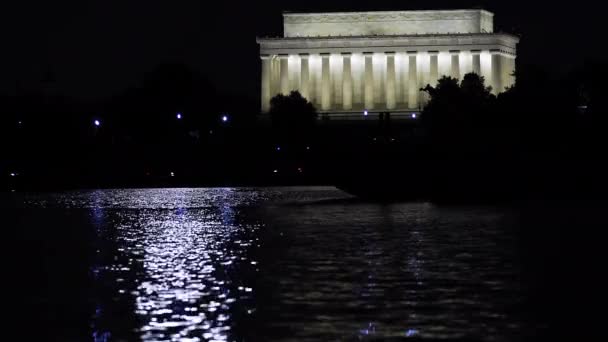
94, 119, 101, 127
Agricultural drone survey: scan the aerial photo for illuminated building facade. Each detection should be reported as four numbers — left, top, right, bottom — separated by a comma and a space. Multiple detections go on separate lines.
257, 9, 519, 115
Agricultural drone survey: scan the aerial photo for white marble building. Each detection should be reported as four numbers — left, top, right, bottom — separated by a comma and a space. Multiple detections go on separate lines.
257, 9, 519, 114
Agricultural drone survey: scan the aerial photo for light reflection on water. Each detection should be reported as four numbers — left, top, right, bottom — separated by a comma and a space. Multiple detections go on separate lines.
68, 188, 267, 341
132, 210, 239, 341
12, 187, 525, 341
252, 199, 523, 341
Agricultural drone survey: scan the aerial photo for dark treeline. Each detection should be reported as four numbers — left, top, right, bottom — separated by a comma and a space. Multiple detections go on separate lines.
1, 64, 265, 190
422, 63, 608, 160
3, 61, 608, 194
411, 62, 608, 199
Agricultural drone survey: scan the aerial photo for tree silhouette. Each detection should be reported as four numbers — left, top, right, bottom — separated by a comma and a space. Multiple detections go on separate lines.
460, 73, 493, 99
421, 73, 496, 159
269, 91, 317, 148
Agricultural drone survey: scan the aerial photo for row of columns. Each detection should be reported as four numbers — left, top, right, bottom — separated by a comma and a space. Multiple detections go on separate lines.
261, 50, 513, 113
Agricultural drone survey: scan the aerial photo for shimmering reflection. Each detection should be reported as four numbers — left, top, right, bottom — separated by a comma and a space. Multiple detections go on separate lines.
253, 199, 524, 341
47, 188, 265, 341
13, 187, 527, 341
132, 211, 233, 340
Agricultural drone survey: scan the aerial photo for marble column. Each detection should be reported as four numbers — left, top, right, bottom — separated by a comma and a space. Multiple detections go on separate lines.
472, 50, 481, 76
261, 55, 271, 113
504, 55, 516, 89
299, 53, 310, 101
399, 55, 408, 107
311, 54, 319, 107
450, 50, 461, 80
321, 53, 331, 111
491, 50, 503, 94
352, 54, 362, 108
407, 51, 418, 109
342, 52, 353, 110
279, 54, 289, 95
374, 54, 383, 106
394, 53, 403, 106
429, 51, 439, 86
385, 52, 396, 110
333, 56, 343, 108
364, 52, 374, 110
271, 56, 280, 96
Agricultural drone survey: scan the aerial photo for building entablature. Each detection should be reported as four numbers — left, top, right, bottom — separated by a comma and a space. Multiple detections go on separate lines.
257, 33, 519, 57
283, 9, 495, 37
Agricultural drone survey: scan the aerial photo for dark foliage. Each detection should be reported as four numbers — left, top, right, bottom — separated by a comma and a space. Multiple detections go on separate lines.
415, 64, 608, 199
0, 63, 262, 189
421, 73, 495, 159
4, 61, 608, 191
269, 91, 317, 148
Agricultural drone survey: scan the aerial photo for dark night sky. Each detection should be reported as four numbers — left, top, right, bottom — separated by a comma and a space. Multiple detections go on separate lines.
2, 1, 606, 101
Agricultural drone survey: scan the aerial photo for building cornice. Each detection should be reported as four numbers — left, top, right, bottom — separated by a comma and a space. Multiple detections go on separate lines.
258, 33, 518, 57
258, 32, 519, 43
283, 9, 494, 24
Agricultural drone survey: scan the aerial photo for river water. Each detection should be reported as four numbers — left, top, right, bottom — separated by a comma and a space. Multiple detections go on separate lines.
5, 187, 605, 341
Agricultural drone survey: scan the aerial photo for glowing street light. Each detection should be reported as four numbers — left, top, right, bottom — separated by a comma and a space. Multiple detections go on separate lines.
176, 112, 182, 120
364, 110, 369, 116
221, 115, 229, 123
94, 119, 101, 127
411, 113, 417, 119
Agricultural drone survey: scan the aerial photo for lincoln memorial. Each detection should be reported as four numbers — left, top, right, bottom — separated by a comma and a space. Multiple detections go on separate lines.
257, 9, 519, 115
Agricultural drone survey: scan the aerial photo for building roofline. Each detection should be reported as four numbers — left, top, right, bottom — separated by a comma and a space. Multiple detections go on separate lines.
282, 9, 494, 17
257, 32, 519, 43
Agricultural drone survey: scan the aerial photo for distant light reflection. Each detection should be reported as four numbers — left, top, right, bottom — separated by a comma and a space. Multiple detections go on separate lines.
359, 322, 376, 336
135, 211, 232, 340
93, 330, 111, 342
405, 329, 419, 337
90, 190, 110, 340
94, 189, 258, 341
79, 189, 262, 341
24, 189, 522, 341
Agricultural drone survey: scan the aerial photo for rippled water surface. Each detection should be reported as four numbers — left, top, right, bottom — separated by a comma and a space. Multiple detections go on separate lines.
8, 187, 532, 341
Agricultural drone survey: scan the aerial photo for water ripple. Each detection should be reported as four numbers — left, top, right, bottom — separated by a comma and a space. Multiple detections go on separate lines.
12, 187, 526, 341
